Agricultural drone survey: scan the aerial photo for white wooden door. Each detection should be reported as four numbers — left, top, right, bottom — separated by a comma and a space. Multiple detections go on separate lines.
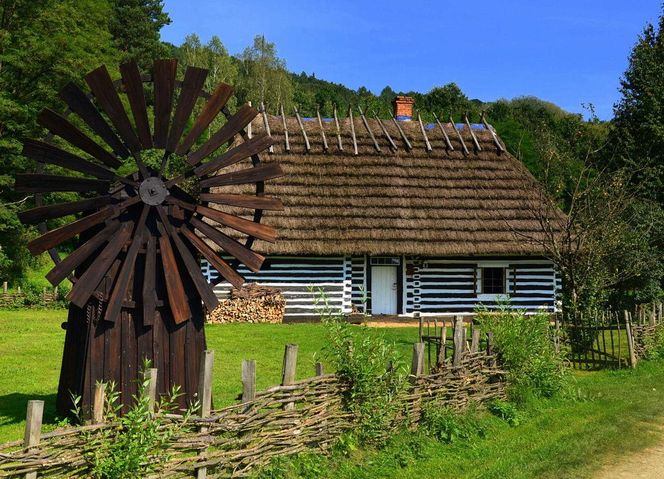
371, 266, 397, 315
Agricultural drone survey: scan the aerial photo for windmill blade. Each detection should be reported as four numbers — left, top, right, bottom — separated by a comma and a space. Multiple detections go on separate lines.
27, 206, 117, 255
196, 205, 277, 243
22, 139, 116, 181
199, 192, 284, 211
186, 103, 258, 166
104, 206, 149, 322
142, 234, 157, 326
59, 82, 130, 158
156, 220, 192, 324
194, 133, 275, 177
67, 223, 133, 307
155, 206, 218, 311
176, 82, 233, 155
19, 195, 112, 224
190, 216, 264, 272
153, 59, 178, 148
166, 66, 208, 153
180, 225, 245, 288
45, 220, 120, 286
199, 163, 284, 189
119, 60, 152, 149
37, 108, 121, 169
84, 65, 142, 153
15, 174, 110, 193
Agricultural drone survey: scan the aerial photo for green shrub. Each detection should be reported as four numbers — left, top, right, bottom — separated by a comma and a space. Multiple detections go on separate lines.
487, 399, 522, 426
420, 403, 486, 443
314, 289, 407, 445
477, 306, 569, 401
642, 325, 664, 359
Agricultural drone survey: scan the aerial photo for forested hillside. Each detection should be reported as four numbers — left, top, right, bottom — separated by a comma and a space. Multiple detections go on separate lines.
0, 0, 661, 310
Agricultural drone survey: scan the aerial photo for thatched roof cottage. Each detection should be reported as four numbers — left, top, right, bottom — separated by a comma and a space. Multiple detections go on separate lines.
203, 97, 561, 318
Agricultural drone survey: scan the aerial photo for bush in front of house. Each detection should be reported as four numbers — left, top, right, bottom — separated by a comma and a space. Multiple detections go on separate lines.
477, 306, 569, 401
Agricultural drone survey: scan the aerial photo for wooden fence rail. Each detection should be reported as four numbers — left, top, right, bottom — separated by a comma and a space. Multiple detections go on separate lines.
0, 317, 506, 478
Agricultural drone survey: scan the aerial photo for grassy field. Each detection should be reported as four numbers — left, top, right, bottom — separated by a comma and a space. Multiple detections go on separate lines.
2, 309, 664, 478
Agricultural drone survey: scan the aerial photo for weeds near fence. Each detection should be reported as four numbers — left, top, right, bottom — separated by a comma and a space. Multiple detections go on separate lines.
477, 306, 569, 401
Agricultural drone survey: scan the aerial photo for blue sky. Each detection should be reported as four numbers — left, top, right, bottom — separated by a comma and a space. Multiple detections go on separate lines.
161, 1, 662, 120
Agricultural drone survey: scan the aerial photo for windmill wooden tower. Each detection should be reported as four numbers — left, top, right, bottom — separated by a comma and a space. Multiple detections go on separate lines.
15, 60, 282, 415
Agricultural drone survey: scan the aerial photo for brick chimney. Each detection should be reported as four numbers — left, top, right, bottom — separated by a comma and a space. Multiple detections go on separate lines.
393, 95, 415, 120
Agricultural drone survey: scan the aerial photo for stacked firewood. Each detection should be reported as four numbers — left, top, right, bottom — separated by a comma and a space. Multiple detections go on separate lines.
207, 284, 285, 324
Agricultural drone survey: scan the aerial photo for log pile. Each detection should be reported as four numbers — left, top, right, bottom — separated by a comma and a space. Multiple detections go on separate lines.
207, 285, 285, 324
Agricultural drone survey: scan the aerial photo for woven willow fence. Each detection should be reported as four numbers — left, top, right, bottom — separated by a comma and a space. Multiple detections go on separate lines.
0, 317, 505, 478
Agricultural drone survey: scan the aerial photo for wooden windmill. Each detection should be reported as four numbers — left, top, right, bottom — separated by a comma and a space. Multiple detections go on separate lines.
15, 60, 283, 415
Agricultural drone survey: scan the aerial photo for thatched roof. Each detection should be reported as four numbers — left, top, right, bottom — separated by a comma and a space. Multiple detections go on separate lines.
208, 111, 559, 257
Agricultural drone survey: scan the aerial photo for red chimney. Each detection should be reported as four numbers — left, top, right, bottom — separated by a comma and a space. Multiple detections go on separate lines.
393, 95, 415, 120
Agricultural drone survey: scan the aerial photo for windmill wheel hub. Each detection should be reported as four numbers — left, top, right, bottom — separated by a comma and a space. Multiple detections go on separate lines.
139, 177, 169, 206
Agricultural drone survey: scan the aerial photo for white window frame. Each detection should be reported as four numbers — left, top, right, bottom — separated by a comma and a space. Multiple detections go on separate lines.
476, 261, 510, 301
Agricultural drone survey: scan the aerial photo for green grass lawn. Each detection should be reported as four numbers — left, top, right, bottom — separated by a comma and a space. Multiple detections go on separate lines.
2, 309, 664, 478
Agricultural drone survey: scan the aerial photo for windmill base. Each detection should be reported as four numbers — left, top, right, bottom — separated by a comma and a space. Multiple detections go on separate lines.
56, 298, 206, 417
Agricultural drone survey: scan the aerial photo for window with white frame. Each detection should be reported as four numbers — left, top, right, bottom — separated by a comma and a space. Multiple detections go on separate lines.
481, 267, 506, 294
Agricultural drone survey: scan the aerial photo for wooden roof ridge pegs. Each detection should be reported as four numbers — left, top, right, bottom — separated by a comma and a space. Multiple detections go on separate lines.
279, 103, 290, 152
432, 112, 454, 150
392, 116, 412, 150
246, 101, 253, 139
357, 105, 381, 152
449, 114, 469, 155
333, 104, 343, 151
417, 111, 432, 152
293, 105, 311, 152
464, 112, 482, 151
260, 102, 273, 153
348, 106, 358, 156
316, 105, 329, 152
373, 110, 397, 151
481, 111, 505, 152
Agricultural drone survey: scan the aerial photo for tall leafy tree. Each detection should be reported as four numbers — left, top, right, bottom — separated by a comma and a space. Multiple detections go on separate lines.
109, 0, 171, 69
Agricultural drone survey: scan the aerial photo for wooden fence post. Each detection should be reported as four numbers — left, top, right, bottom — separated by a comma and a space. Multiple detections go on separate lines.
242, 359, 256, 402
470, 325, 481, 353
282, 344, 298, 411
196, 350, 214, 479
650, 303, 657, 327
92, 382, 105, 424
416, 312, 423, 343
436, 322, 447, 367
315, 362, 324, 376
2, 281, 7, 294
452, 315, 465, 366
24, 399, 44, 479
144, 368, 158, 413
410, 342, 425, 382
624, 311, 637, 369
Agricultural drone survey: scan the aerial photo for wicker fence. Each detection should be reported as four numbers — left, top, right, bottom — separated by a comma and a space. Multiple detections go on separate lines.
0, 317, 505, 478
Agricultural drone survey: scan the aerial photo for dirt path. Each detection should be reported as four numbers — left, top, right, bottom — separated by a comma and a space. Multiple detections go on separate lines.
595, 432, 664, 478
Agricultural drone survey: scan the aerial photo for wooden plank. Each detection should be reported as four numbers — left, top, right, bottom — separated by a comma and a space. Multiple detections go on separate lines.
293, 106, 311, 151
144, 368, 158, 413
22, 139, 116, 181
316, 105, 329, 151
374, 114, 397, 150
27, 206, 116, 255
37, 108, 120, 168
199, 192, 283, 211
333, 105, 343, 151
176, 82, 233, 155
67, 224, 132, 307
315, 362, 324, 376
24, 399, 44, 479
85, 65, 142, 153
358, 106, 380, 152
19, 195, 111, 224
199, 163, 284, 188
348, 106, 358, 155
392, 117, 412, 150
186, 103, 258, 166
196, 204, 277, 242
410, 342, 425, 380
45, 221, 120, 285
120, 60, 153, 149
433, 112, 454, 150
167, 66, 208, 152
157, 222, 192, 324
282, 344, 298, 411
142, 234, 157, 326
241, 359, 256, 402
193, 133, 275, 177
260, 102, 274, 153
450, 115, 469, 155
92, 382, 105, 424
452, 315, 465, 366
480, 112, 504, 152
417, 112, 433, 152
471, 326, 481, 353
625, 310, 637, 368
156, 207, 218, 311
180, 226, 245, 288
59, 82, 130, 158
153, 59, 178, 148
280, 103, 290, 152
104, 206, 149, 322
190, 216, 264, 272
15, 174, 110, 194
464, 114, 482, 151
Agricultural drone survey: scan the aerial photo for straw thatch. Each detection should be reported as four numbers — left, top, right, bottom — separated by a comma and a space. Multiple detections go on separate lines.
208, 112, 560, 256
